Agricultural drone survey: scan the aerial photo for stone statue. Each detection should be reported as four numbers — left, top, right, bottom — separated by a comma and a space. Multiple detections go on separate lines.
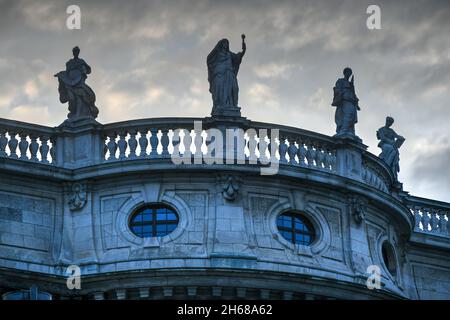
377, 116, 405, 180
55, 46, 99, 121
332, 67, 360, 138
207, 35, 246, 117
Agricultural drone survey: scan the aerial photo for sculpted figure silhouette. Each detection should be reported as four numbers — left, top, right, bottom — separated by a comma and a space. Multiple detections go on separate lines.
55, 46, 99, 121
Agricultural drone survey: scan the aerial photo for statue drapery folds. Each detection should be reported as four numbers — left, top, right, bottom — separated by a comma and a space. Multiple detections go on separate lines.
207, 35, 246, 116
377, 117, 405, 181
55, 46, 99, 121
332, 67, 360, 138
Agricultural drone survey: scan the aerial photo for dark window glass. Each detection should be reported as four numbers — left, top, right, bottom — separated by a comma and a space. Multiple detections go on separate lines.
382, 242, 397, 275
129, 204, 179, 238
276, 212, 315, 246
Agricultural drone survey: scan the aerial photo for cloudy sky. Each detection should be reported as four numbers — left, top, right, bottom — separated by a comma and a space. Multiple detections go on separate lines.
0, 0, 449, 202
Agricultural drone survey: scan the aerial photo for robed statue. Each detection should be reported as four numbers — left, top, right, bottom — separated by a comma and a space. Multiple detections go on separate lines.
332, 67, 360, 138
55, 46, 99, 121
207, 35, 246, 117
377, 116, 405, 180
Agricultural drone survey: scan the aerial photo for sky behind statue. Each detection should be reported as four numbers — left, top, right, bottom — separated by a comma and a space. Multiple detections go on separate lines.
0, 0, 449, 202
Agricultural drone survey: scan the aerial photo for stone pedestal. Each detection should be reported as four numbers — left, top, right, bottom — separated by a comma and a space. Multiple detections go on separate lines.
334, 136, 367, 182
54, 117, 104, 169
211, 106, 242, 118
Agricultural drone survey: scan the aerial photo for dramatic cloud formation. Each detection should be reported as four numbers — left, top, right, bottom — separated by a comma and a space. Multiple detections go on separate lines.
0, 0, 449, 201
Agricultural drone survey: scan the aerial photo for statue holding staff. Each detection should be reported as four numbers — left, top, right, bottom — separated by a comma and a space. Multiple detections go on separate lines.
207, 34, 246, 116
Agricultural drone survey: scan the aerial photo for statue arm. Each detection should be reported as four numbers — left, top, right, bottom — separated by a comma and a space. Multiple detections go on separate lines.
241, 34, 246, 57
377, 129, 393, 145
81, 59, 91, 74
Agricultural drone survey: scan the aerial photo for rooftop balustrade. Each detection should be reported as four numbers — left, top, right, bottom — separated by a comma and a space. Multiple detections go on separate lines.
3, 115, 447, 240
0, 116, 395, 188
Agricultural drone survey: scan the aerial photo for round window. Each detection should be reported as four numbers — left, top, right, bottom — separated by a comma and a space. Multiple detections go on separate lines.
276, 212, 315, 246
129, 204, 179, 238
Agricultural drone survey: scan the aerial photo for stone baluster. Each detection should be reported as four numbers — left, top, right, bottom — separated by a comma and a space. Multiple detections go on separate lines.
247, 129, 257, 164
0, 129, 7, 157
172, 129, 181, 158
40, 136, 50, 164
438, 210, 448, 235
315, 143, 325, 169
241, 129, 249, 162
128, 129, 138, 159
50, 137, 57, 164
29, 134, 39, 162
258, 130, 269, 164
138, 129, 149, 158
329, 150, 337, 172
287, 138, 298, 165
7, 131, 18, 159
322, 146, 331, 171
117, 131, 128, 160
305, 140, 315, 168
266, 131, 272, 162
182, 129, 192, 158
278, 136, 288, 164
149, 129, 159, 157
412, 206, 421, 231
297, 139, 307, 167
194, 128, 203, 161
430, 208, 439, 233
106, 132, 118, 161
18, 132, 29, 160
422, 208, 430, 232
160, 129, 170, 157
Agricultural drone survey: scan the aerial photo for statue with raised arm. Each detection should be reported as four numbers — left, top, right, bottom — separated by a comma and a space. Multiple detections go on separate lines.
207, 34, 246, 117
377, 116, 405, 180
332, 67, 360, 138
55, 46, 99, 121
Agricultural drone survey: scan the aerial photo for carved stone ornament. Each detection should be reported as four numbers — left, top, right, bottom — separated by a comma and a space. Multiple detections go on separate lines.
68, 183, 87, 211
349, 195, 368, 224
221, 175, 240, 201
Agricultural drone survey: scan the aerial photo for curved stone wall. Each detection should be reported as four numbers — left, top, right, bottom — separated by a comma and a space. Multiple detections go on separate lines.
0, 117, 449, 300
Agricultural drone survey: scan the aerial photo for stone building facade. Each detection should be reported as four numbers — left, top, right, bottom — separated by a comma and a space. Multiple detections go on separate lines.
0, 114, 449, 300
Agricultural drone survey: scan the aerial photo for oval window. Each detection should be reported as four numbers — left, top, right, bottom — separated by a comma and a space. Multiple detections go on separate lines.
276, 212, 315, 246
382, 241, 397, 276
129, 204, 179, 238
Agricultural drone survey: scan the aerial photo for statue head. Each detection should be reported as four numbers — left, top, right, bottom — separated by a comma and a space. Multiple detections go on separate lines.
218, 39, 229, 51
343, 67, 352, 79
386, 116, 394, 127
72, 46, 80, 58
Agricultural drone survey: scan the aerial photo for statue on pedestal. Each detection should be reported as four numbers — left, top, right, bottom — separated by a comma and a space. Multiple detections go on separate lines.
332, 67, 360, 139
377, 116, 405, 180
55, 46, 99, 121
207, 35, 246, 117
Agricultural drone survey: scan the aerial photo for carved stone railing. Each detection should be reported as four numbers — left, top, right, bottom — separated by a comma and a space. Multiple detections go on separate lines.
100, 118, 338, 173
0, 118, 57, 165
406, 196, 450, 237
361, 153, 391, 193
0, 116, 399, 195
252, 122, 337, 173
